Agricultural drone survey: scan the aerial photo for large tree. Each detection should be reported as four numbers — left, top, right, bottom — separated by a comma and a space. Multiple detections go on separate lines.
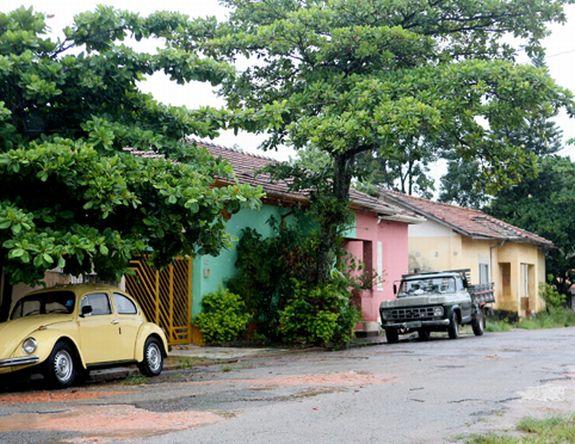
439, 116, 564, 207
0, 7, 261, 317
489, 155, 575, 296
186, 0, 573, 283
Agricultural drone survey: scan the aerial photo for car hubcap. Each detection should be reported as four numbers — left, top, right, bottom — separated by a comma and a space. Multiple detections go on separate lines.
54, 350, 73, 382
146, 343, 162, 372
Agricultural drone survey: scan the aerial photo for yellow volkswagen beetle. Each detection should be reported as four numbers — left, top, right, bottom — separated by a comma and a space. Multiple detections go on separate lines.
0, 285, 169, 388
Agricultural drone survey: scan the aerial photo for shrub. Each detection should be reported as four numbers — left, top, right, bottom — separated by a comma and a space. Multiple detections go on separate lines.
195, 289, 251, 345
539, 283, 566, 310
517, 306, 575, 330
279, 275, 360, 348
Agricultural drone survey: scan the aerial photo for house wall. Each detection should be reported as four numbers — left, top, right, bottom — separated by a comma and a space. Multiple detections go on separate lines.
192, 203, 291, 316
407, 220, 546, 315
345, 210, 410, 331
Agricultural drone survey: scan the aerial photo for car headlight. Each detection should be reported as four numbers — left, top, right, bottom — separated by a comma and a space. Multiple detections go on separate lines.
433, 306, 444, 317
22, 337, 37, 354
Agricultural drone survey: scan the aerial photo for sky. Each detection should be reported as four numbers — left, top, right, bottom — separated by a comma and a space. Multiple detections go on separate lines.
1, 0, 574, 179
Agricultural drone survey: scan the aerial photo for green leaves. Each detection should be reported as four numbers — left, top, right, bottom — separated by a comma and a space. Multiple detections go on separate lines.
0, 6, 262, 286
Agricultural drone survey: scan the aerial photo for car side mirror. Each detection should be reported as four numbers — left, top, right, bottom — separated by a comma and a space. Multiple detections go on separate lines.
393, 284, 398, 295
80, 305, 93, 317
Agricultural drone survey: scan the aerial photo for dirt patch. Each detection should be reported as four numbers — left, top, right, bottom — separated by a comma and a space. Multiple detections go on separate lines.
237, 371, 395, 388
0, 404, 222, 440
0, 389, 130, 404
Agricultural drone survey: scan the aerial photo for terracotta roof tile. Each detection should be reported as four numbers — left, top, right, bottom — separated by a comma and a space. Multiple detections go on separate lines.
124, 142, 419, 221
379, 189, 553, 248
193, 140, 418, 219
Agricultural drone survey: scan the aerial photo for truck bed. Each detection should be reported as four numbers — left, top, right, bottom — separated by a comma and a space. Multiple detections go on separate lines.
469, 283, 496, 305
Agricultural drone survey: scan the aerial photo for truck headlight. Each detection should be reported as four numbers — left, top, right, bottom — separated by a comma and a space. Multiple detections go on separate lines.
381, 311, 389, 321
433, 306, 444, 317
22, 337, 37, 354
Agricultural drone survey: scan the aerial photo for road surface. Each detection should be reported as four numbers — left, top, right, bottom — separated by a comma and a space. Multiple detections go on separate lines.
1, 328, 575, 443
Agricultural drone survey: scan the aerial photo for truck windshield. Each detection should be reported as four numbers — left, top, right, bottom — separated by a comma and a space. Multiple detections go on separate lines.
399, 277, 456, 297
11, 291, 76, 320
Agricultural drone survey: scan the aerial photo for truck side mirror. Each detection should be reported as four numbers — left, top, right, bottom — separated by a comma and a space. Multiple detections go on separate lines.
393, 284, 398, 295
80, 305, 93, 317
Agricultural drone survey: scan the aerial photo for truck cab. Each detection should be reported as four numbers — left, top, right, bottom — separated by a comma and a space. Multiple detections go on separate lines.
380, 270, 494, 343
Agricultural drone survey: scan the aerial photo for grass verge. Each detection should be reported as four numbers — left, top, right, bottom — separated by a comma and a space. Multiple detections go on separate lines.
467, 415, 575, 443
487, 307, 575, 332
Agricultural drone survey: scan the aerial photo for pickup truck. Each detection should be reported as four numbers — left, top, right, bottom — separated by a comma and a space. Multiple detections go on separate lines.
379, 270, 495, 343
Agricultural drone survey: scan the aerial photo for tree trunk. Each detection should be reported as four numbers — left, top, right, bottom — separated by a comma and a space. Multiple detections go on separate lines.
0, 264, 13, 322
315, 154, 354, 284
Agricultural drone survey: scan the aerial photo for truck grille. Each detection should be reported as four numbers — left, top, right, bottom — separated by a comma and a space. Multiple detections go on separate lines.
385, 306, 435, 321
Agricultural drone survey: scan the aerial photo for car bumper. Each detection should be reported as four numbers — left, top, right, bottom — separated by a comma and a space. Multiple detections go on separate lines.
382, 319, 450, 329
0, 356, 40, 369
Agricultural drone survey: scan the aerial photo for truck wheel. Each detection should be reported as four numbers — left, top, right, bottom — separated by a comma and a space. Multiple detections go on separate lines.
447, 312, 459, 340
138, 337, 164, 377
418, 329, 430, 341
472, 309, 485, 336
385, 328, 399, 344
45, 341, 78, 389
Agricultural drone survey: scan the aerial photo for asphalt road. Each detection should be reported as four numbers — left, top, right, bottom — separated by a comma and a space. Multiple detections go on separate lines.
1, 328, 575, 443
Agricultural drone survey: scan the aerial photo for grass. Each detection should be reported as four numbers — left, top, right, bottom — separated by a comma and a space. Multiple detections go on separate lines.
485, 320, 514, 332
466, 415, 575, 443
121, 374, 148, 385
486, 307, 575, 332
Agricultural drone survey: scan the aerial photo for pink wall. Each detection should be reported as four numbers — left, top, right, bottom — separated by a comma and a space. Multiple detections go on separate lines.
345, 211, 409, 324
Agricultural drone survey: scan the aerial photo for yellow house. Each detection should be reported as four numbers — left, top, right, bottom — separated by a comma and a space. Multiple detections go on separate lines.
380, 190, 554, 316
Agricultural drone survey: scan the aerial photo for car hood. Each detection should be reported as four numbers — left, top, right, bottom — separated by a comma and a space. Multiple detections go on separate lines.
380, 294, 458, 308
0, 315, 72, 358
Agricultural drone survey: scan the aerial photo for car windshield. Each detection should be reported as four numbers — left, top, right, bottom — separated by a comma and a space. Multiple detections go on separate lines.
11, 291, 76, 320
398, 277, 456, 297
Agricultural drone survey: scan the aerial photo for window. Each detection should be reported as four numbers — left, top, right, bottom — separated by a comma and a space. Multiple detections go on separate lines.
11, 291, 75, 320
520, 263, 530, 298
376, 241, 384, 290
81, 293, 111, 316
114, 293, 137, 315
479, 263, 490, 285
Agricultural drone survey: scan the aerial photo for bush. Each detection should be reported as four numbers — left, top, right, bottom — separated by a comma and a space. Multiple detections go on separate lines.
517, 306, 575, 330
279, 275, 360, 348
227, 217, 322, 341
539, 283, 566, 309
195, 289, 251, 345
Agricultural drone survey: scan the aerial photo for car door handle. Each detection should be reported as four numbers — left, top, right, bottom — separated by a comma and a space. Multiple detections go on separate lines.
111, 319, 120, 325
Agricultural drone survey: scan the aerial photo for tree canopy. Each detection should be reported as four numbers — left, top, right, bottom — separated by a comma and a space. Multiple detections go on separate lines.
489, 155, 575, 295
0, 6, 262, 287
183, 0, 574, 281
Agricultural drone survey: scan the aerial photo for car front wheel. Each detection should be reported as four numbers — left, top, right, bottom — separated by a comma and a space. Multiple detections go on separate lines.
447, 312, 459, 340
385, 328, 399, 344
138, 337, 164, 377
45, 342, 77, 389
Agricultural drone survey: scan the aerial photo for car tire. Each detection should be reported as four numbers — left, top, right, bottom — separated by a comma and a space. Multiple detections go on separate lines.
472, 308, 485, 336
447, 311, 459, 340
385, 328, 399, 344
45, 341, 78, 389
418, 329, 430, 341
138, 337, 164, 377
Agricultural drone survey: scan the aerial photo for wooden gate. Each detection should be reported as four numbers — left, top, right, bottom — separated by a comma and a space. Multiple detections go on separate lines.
125, 258, 193, 345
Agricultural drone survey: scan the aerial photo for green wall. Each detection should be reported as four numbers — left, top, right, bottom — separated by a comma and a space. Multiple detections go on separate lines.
191, 203, 288, 316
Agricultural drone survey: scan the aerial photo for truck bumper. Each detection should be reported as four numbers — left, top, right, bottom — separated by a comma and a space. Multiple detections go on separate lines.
382, 319, 450, 329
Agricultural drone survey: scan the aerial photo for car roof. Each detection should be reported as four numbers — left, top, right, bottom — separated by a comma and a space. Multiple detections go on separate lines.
403, 272, 460, 281
25, 284, 122, 297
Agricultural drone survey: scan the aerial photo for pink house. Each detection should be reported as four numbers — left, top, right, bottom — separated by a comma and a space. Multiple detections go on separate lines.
344, 202, 423, 334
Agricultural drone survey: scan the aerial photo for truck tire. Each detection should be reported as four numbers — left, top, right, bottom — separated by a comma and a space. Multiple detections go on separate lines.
472, 308, 485, 336
418, 329, 430, 341
447, 311, 459, 340
385, 328, 399, 344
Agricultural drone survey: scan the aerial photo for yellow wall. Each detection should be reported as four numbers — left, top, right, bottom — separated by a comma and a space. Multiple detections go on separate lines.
408, 221, 546, 316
